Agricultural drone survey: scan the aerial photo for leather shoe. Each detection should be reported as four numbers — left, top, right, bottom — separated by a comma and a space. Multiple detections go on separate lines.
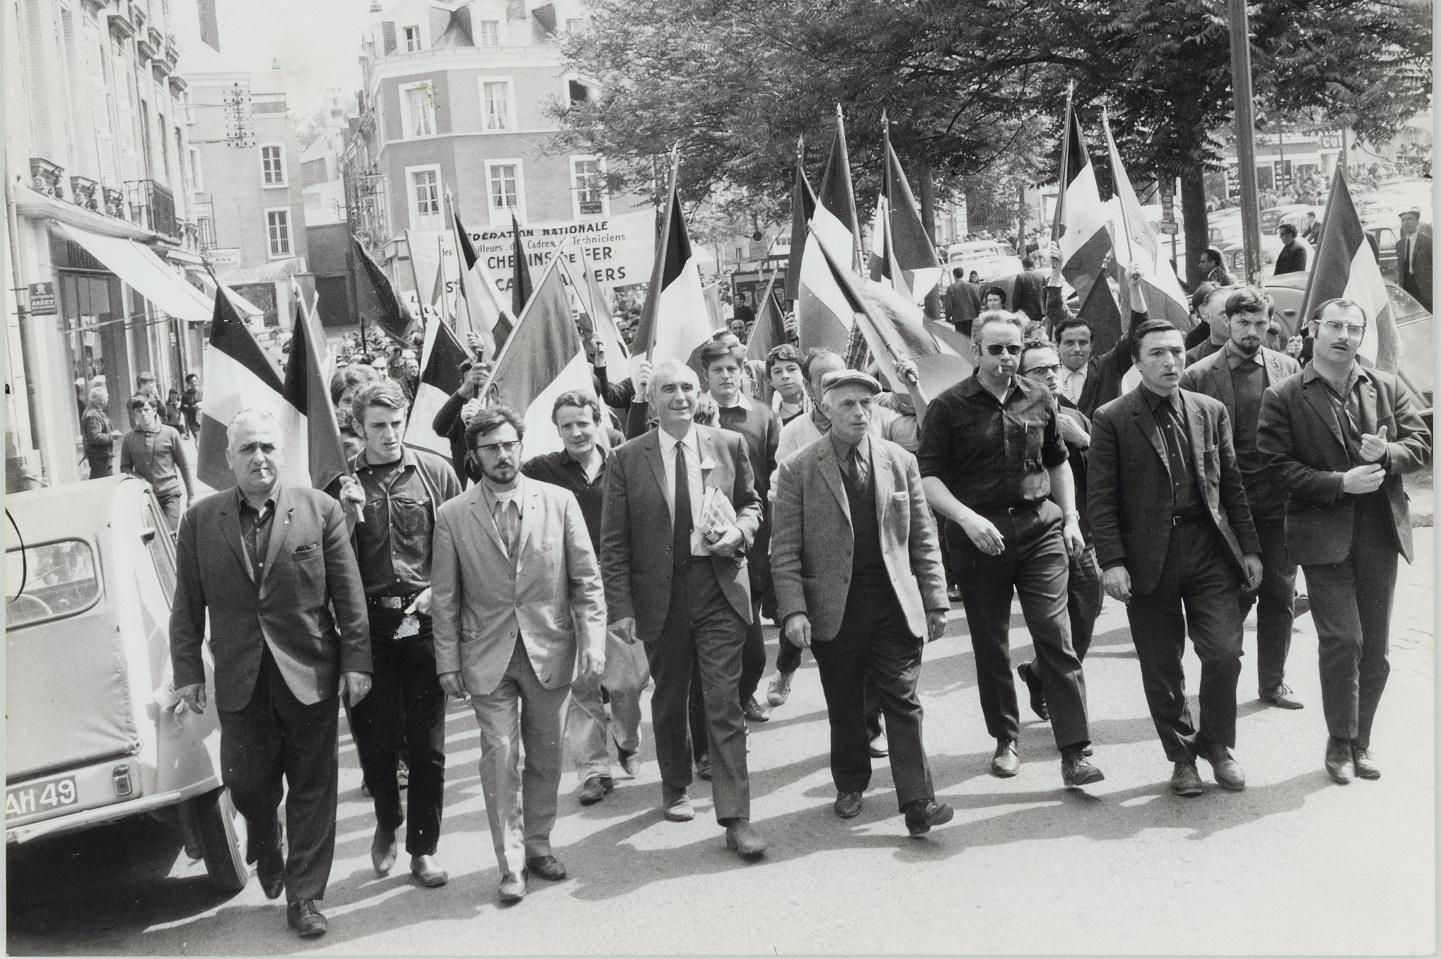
286, 899, 328, 938
991, 739, 1020, 778
1352, 745, 1381, 780
615, 745, 639, 778
1326, 736, 1355, 784
662, 785, 695, 822
370, 824, 398, 876
1259, 683, 1304, 710
1061, 752, 1105, 787
833, 790, 863, 819
1170, 761, 1204, 797
744, 697, 771, 723
695, 754, 712, 781
903, 799, 954, 836
869, 733, 889, 758
497, 873, 527, 903
255, 847, 284, 900
1292, 593, 1311, 618
1199, 741, 1246, 791
1017, 662, 1049, 721
409, 854, 448, 887
724, 819, 768, 858
766, 670, 794, 707
526, 855, 567, 881
578, 775, 613, 806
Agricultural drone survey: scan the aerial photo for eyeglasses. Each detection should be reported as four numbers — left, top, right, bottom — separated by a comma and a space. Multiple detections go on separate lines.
985, 344, 1024, 356
474, 440, 520, 456
1318, 320, 1366, 338
1021, 363, 1063, 376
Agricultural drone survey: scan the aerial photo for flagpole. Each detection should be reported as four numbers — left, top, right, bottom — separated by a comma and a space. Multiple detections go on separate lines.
1053, 82, 1075, 244
479, 248, 569, 401
836, 104, 863, 273
1102, 107, 1135, 272
446, 191, 478, 351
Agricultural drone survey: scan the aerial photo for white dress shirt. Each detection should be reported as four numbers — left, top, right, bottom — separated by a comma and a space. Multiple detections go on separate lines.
1060, 365, 1088, 405
657, 426, 708, 556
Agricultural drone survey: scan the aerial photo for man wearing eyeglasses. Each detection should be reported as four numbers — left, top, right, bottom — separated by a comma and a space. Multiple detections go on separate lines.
1257, 299, 1431, 785
918, 311, 1104, 789
1180, 288, 1302, 711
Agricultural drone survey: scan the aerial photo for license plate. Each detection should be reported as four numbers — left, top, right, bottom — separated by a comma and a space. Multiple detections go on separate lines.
6, 775, 78, 820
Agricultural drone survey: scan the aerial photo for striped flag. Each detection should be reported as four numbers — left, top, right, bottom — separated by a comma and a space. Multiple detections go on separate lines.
352, 237, 415, 345
510, 212, 534, 324
404, 312, 470, 458
631, 158, 711, 388
1052, 96, 1115, 309
784, 137, 816, 303
451, 198, 513, 357
1297, 168, 1398, 369
797, 109, 864, 355
197, 287, 288, 490
1101, 109, 1191, 331
482, 254, 594, 460
702, 282, 726, 330
558, 244, 629, 369
877, 116, 943, 303
745, 271, 788, 365
282, 303, 349, 492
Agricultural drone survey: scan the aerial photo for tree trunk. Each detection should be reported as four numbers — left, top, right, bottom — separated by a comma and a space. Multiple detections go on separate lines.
918, 163, 941, 319
1180, 165, 1209, 289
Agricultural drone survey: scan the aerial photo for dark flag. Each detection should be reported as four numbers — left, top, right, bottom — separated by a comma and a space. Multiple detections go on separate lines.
352, 236, 415, 344
197, 286, 286, 491
282, 303, 349, 491
510, 212, 533, 326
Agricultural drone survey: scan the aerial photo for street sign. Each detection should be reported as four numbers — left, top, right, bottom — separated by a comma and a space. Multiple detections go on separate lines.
27, 282, 56, 316
208, 248, 241, 270
1158, 221, 1179, 235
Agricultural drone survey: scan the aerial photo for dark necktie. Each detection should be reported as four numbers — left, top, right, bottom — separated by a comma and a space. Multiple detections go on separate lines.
846, 447, 867, 495
673, 442, 692, 562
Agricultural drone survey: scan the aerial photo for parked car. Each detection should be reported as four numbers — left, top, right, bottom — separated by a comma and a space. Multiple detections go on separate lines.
945, 240, 1024, 283
5, 476, 248, 892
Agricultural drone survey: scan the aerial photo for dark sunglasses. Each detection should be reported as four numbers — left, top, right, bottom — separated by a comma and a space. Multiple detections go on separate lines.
985, 344, 1024, 356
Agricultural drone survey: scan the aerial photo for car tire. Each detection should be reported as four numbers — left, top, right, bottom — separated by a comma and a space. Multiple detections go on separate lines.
190, 786, 248, 893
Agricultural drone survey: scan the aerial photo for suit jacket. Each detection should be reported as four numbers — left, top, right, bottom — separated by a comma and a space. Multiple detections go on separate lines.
1042, 285, 1139, 418
170, 484, 371, 711
1396, 229, 1433, 310
430, 476, 606, 696
1089, 387, 1262, 596
770, 435, 947, 643
600, 425, 762, 643
945, 280, 982, 334
1256, 364, 1430, 566
1273, 240, 1307, 275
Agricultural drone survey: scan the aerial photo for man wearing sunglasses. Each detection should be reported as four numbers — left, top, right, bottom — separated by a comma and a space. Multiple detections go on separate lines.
1257, 299, 1430, 785
918, 311, 1103, 789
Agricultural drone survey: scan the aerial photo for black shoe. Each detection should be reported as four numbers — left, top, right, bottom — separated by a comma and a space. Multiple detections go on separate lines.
526, 855, 567, 881
833, 791, 863, 819
1326, 736, 1355, 784
615, 745, 639, 778
744, 697, 771, 723
1170, 761, 1204, 797
991, 739, 1019, 777
724, 820, 768, 858
1259, 683, 1304, 710
578, 776, 613, 806
1292, 593, 1311, 618
1017, 662, 1049, 721
695, 754, 711, 781
662, 785, 695, 822
371, 824, 398, 876
256, 847, 284, 900
286, 899, 328, 938
903, 799, 954, 836
1352, 745, 1381, 780
1198, 741, 1246, 791
1061, 751, 1105, 787
868, 733, 889, 758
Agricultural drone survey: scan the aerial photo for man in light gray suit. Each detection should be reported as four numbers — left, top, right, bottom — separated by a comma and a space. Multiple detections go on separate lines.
771, 371, 954, 836
431, 406, 606, 904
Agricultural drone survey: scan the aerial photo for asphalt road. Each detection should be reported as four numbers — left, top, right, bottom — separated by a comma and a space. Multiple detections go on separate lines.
8, 532, 1435, 956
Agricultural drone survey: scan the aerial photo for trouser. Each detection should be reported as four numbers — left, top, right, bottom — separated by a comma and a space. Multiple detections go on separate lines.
470, 638, 570, 880
689, 591, 766, 760
86, 452, 112, 478
156, 490, 184, 532
1022, 544, 1103, 668
1238, 520, 1297, 692
937, 513, 961, 589
950, 500, 1090, 748
567, 631, 649, 782
348, 608, 445, 856
1125, 522, 1244, 763
647, 561, 751, 823
811, 586, 933, 810
218, 646, 338, 902
1305, 497, 1398, 750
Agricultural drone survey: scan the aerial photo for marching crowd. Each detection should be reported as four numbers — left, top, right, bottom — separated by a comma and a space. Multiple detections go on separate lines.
164, 243, 1429, 939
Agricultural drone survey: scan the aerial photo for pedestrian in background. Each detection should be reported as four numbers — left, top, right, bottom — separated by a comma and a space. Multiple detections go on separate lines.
81, 384, 118, 479
120, 393, 194, 530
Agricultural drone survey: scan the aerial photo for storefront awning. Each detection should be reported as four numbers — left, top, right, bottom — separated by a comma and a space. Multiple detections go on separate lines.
188, 269, 266, 321
51, 222, 215, 324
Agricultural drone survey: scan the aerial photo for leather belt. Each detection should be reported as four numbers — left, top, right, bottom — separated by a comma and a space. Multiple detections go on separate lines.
1171, 513, 1207, 527
368, 591, 422, 610
979, 500, 1044, 517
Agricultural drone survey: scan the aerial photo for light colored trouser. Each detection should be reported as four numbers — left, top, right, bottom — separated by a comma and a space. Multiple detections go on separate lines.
470, 642, 570, 880
567, 633, 650, 782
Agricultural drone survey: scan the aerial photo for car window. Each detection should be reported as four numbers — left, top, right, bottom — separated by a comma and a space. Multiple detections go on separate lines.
143, 497, 177, 603
5, 539, 102, 628
1387, 283, 1426, 322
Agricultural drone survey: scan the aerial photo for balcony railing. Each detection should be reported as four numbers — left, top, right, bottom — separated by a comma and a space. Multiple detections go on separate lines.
126, 179, 177, 238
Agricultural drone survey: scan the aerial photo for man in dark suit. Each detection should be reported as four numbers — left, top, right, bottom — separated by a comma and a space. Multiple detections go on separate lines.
771, 371, 953, 835
1257, 299, 1431, 784
1273, 224, 1308, 275
1180, 288, 1302, 709
1045, 252, 1149, 418
1198, 247, 1237, 287
171, 410, 371, 938
600, 359, 767, 858
1089, 320, 1263, 798
1396, 208, 1432, 311
945, 268, 983, 336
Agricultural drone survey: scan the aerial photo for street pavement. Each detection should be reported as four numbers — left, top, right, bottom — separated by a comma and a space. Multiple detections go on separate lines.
8, 531, 1435, 956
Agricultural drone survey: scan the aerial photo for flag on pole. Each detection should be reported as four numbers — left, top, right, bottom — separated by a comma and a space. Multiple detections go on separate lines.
482, 254, 594, 459
868, 195, 914, 303
450, 196, 513, 356
510, 212, 534, 322
1052, 94, 1115, 309
631, 154, 711, 386
352, 236, 415, 344
404, 311, 471, 458
878, 114, 943, 302
282, 302, 350, 492
798, 107, 866, 355
745, 271, 788, 365
1297, 168, 1398, 369
817, 105, 862, 270
430, 244, 451, 324
1101, 109, 1191, 330
784, 137, 816, 303
197, 284, 288, 491
1075, 269, 1126, 356
702, 282, 725, 330
558, 242, 629, 370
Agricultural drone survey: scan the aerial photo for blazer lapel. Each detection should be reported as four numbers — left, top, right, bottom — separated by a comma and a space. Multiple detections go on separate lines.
1358, 376, 1379, 434
514, 479, 540, 561
470, 484, 506, 556
1263, 350, 1288, 388
217, 496, 253, 584
1301, 378, 1349, 453
1183, 396, 1210, 485
816, 440, 851, 525
1133, 398, 1173, 481
259, 486, 295, 588
1208, 359, 1236, 422
643, 433, 670, 518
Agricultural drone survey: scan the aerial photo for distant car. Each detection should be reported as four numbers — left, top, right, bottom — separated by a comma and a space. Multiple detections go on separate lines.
1262, 271, 1432, 420
5, 476, 248, 893
945, 240, 1024, 283
1259, 204, 1319, 233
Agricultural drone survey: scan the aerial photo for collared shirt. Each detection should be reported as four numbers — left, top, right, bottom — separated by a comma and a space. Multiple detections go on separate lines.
478, 478, 525, 558
121, 424, 192, 498
772, 390, 809, 424
236, 488, 277, 582
1142, 386, 1202, 517
829, 432, 871, 498
1225, 340, 1268, 488
657, 426, 708, 555
350, 446, 461, 596
917, 372, 1069, 512
1309, 361, 1370, 463
1059, 365, 1088, 405
522, 445, 609, 554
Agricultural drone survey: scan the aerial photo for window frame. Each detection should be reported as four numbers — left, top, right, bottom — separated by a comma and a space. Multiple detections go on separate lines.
398, 80, 437, 140
474, 19, 500, 47
569, 154, 608, 220
259, 142, 287, 188
265, 206, 293, 259
477, 77, 516, 134
402, 24, 422, 52
406, 163, 442, 222
484, 159, 526, 223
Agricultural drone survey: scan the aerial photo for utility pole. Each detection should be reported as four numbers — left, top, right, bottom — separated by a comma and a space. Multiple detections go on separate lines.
1227, 0, 1264, 282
